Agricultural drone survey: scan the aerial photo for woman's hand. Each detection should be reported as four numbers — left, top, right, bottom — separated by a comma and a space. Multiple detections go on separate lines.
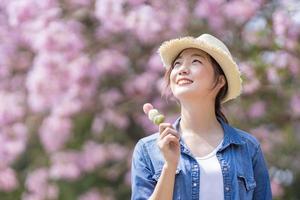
143, 103, 180, 168
157, 123, 181, 168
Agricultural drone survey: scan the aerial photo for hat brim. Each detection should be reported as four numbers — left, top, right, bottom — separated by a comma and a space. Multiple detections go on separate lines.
158, 37, 242, 103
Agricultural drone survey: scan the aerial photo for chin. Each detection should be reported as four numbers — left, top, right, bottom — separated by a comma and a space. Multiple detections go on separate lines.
173, 90, 196, 99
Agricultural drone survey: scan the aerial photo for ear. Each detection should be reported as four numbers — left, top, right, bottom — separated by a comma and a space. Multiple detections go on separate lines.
218, 75, 226, 88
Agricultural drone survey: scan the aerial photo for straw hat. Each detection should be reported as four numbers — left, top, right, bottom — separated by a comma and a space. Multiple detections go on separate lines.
158, 33, 242, 103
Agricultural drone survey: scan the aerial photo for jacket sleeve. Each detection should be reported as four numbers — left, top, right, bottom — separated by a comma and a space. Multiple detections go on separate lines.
253, 144, 273, 200
131, 139, 156, 200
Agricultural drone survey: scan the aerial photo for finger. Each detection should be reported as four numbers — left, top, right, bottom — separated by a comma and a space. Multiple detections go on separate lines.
163, 134, 180, 146
159, 123, 173, 134
159, 127, 180, 140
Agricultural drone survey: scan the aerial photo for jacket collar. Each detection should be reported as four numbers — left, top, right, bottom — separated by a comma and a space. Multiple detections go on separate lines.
172, 116, 244, 155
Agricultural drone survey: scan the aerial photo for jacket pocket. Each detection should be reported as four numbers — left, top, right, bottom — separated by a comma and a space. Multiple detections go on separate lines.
237, 174, 256, 191
152, 168, 182, 181
152, 168, 182, 200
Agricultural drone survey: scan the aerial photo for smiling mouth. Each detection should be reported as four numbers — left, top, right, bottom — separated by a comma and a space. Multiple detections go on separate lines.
177, 80, 193, 86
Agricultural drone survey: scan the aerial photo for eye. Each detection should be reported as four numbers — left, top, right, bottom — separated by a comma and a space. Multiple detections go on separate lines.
192, 59, 202, 64
173, 61, 181, 68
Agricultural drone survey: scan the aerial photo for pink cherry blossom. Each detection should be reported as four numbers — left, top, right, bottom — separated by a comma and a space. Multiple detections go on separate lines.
49, 151, 81, 181
39, 115, 72, 153
290, 93, 300, 117
32, 20, 85, 56
6, 0, 59, 27
95, 0, 126, 33
24, 168, 59, 200
79, 188, 114, 200
123, 72, 158, 97
101, 109, 129, 130
99, 89, 123, 108
106, 143, 129, 161
91, 116, 105, 136
0, 167, 18, 192
94, 49, 129, 77
79, 141, 108, 172
25, 168, 49, 194
126, 5, 163, 43
223, 1, 261, 25
0, 123, 28, 167
0, 91, 25, 126
147, 52, 164, 73
248, 101, 266, 118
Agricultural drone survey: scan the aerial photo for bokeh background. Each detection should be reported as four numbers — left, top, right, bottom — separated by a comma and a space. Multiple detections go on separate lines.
0, 0, 299, 199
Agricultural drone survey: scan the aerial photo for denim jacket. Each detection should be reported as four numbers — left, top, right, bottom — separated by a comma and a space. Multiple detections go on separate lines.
131, 116, 272, 200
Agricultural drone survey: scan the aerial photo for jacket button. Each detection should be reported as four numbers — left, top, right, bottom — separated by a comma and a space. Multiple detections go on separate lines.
193, 183, 197, 186
225, 186, 230, 191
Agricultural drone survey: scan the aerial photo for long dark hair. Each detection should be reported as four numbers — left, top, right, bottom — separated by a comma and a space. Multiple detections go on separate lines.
161, 51, 229, 123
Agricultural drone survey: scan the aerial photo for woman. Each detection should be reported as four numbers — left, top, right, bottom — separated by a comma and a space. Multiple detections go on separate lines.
131, 34, 272, 200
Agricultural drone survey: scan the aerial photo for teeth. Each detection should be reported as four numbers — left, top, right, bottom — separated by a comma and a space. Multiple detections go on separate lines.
178, 80, 193, 85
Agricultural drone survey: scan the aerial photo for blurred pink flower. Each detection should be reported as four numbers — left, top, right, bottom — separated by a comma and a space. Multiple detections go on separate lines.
102, 109, 129, 130
123, 72, 158, 97
27, 53, 96, 114
126, 5, 163, 43
79, 188, 114, 200
194, 0, 225, 32
39, 115, 72, 153
242, 17, 270, 46
26, 53, 68, 112
49, 151, 81, 181
286, 54, 300, 75
91, 116, 105, 135
267, 68, 280, 84
0, 123, 28, 167
243, 78, 260, 95
0, 167, 18, 192
194, 0, 223, 19
124, 170, 131, 186
0, 91, 25, 126
7, 0, 59, 27
95, 0, 126, 33
79, 141, 108, 172
248, 101, 266, 118
106, 143, 129, 161
79, 189, 102, 200
240, 62, 255, 79
24, 168, 59, 200
250, 125, 284, 154
272, 8, 300, 50
167, 1, 189, 33
25, 168, 48, 194
126, 0, 146, 6
32, 20, 85, 56
273, 10, 291, 37
100, 89, 123, 108
147, 52, 164, 73
290, 93, 300, 117
223, 1, 260, 24
94, 49, 129, 77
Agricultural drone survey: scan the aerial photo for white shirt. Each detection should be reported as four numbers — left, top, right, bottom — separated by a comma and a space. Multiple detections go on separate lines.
195, 140, 224, 200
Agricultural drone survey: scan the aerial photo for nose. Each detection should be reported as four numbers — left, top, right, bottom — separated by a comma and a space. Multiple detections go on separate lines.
178, 65, 190, 75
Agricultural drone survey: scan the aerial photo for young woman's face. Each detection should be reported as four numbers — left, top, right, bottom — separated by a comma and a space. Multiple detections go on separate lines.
169, 48, 223, 102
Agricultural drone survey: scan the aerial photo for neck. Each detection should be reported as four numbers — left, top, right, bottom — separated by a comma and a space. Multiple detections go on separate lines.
179, 98, 222, 137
